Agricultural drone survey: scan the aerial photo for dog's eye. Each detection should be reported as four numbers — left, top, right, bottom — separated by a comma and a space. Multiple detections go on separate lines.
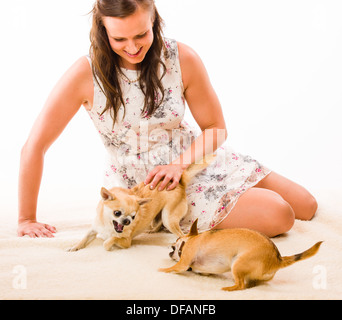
114, 211, 122, 217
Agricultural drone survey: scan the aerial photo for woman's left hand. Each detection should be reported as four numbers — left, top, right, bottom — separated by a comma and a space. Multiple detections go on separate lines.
144, 164, 186, 191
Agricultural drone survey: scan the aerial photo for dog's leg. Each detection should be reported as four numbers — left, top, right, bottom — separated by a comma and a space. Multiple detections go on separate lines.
159, 248, 195, 274
221, 272, 246, 292
158, 259, 191, 274
103, 236, 132, 251
67, 230, 98, 252
162, 200, 188, 237
147, 213, 163, 234
221, 257, 249, 291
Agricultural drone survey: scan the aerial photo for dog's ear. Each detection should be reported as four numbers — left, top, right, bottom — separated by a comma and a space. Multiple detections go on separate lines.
101, 187, 115, 201
189, 219, 199, 236
137, 198, 152, 206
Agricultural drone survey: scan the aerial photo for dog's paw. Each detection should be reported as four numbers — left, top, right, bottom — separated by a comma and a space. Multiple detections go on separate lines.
66, 245, 80, 252
159, 265, 190, 274
158, 267, 175, 273
103, 240, 115, 251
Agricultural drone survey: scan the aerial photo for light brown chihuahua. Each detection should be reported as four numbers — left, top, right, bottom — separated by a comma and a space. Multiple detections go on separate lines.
68, 156, 214, 252
159, 219, 323, 291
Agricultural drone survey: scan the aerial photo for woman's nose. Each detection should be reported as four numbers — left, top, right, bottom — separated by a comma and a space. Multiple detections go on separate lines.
126, 41, 139, 54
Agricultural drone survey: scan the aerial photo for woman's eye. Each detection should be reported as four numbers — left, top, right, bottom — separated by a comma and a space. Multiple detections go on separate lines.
112, 32, 147, 42
136, 33, 147, 39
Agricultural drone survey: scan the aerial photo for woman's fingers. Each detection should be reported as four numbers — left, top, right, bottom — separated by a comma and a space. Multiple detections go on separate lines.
17, 221, 56, 238
157, 174, 173, 191
44, 224, 57, 234
166, 179, 180, 191
144, 167, 160, 186
149, 171, 166, 190
145, 165, 184, 191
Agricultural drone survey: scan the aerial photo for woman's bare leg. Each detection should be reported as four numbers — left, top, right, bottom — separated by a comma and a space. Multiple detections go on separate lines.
213, 188, 295, 237
254, 172, 318, 221
213, 172, 318, 237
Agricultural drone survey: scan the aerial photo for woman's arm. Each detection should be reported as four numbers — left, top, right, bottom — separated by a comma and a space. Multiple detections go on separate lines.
144, 42, 228, 191
18, 57, 93, 237
172, 42, 228, 166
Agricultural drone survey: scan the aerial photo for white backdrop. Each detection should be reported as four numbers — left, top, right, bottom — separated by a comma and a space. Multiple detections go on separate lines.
1, 0, 341, 218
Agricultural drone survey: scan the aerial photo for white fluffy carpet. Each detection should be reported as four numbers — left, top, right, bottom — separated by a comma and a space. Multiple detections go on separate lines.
1, 189, 342, 300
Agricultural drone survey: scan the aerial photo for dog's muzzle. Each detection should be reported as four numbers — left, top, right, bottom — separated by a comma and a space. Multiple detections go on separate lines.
113, 218, 131, 233
113, 221, 124, 233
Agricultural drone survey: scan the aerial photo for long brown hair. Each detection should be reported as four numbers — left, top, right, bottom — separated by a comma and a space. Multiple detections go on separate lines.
90, 0, 167, 124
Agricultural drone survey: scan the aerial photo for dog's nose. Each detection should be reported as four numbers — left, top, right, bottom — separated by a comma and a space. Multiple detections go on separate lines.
122, 218, 131, 226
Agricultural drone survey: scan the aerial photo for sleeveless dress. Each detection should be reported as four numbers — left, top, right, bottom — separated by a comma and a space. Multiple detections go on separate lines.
86, 38, 271, 233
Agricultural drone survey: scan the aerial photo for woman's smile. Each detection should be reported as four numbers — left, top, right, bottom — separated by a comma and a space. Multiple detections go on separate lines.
124, 47, 143, 58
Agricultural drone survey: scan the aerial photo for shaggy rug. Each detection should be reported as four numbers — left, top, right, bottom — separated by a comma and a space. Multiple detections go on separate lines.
1, 189, 341, 300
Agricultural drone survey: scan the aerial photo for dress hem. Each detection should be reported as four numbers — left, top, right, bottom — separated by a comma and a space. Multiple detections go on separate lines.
197, 169, 272, 233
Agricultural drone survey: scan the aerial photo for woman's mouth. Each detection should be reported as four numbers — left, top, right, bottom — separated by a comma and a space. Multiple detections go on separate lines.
124, 47, 143, 58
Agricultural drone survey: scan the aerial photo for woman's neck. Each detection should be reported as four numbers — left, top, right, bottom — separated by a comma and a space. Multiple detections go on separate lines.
119, 58, 140, 71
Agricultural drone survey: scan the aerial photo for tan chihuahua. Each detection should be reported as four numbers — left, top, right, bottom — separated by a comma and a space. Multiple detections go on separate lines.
159, 219, 323, 291
68, 156, 214, 252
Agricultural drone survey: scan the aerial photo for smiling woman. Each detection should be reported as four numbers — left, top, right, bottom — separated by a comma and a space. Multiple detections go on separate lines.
103, 11, 153, 65
90, 0, 167, 124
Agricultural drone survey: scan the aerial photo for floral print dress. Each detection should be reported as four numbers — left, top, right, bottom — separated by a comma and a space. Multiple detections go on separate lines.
86, 38, 271, 233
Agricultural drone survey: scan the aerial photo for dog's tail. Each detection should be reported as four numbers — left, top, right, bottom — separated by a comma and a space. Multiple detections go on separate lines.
279, 241, 323, 269
180, 154, 216, 188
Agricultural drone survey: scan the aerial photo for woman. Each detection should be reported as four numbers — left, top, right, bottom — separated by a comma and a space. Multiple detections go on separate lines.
18, 0, 317, 239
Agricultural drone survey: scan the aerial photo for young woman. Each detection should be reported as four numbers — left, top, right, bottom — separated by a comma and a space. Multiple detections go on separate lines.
18, 0, 317, 239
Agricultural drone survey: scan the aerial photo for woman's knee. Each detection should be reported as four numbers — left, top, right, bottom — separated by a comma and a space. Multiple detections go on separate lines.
300, 194, 318, 221
266, 194, 295, 237
251, 189, 295, 237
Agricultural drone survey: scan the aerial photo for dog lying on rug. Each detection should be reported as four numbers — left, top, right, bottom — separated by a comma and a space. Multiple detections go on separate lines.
159, 219, 323, 291
68, 156, 214, 252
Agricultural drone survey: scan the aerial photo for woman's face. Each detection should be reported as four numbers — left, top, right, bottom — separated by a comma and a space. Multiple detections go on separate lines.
103, 7, 154, 70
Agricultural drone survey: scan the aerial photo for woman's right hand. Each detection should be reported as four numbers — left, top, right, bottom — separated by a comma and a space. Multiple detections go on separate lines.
17, 220, 57, 238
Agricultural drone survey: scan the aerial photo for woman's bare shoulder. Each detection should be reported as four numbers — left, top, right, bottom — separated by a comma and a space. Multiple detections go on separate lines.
63, 56, 94, 108
176, 42, 207, 91
69, 56, 93, 86
177, 41, 199, 57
